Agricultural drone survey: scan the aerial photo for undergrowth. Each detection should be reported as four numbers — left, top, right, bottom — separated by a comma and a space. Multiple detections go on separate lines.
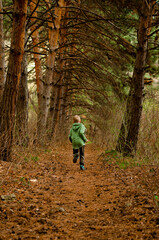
101, 148, 159, 170
100, 148, 159, 210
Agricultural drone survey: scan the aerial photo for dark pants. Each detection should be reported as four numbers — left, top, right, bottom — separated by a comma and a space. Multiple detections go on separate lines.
73, 146, 85, 166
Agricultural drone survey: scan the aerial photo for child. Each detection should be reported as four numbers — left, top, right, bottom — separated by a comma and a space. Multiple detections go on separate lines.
69, 115, 88, 170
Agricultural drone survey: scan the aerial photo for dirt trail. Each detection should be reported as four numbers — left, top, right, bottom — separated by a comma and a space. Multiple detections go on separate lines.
0, 144, 159, 239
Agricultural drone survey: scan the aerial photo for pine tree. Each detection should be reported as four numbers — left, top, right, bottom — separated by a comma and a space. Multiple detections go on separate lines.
0, 0, 28, 161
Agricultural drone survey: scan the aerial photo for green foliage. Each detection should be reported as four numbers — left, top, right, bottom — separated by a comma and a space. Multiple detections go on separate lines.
154, 195, 158, 200
31, 156, 39, 162
102, 149, 142, 169
71, 0, 140, 135
154, 195, 159, 208
20, 177, 25, 182
20, 177, 30, 186
105, 149, 118, 156
44, 149, 52, 153
24, 157, 29, 162
23, 155, 39, 163
2, 0, 12, 40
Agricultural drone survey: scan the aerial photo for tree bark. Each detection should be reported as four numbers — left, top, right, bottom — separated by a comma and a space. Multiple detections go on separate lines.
47, 3, 67, 137
29, 0, 44, 140
53, 9, 68, 136
38, 0, 65, 140
16, 51, 29, 146
0, 0, 28, 161
51, 70, 64, 136
51, 49, 66, 136
60, 76, 69, 124
116, 0, 153, 156
0, 0, 5, 103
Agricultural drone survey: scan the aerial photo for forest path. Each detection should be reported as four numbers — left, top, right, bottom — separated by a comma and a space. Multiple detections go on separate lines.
0, 144, 159, 239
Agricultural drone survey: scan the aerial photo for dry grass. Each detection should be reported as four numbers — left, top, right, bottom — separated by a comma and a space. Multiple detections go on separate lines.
137, 88, 159, 163
91, 87, 159, 165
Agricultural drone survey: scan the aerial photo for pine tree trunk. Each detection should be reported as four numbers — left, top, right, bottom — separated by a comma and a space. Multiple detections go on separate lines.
0, 0, 5, 103
52, 55, 65, 136
16, 52, 29, 146
38, 0, 65, 140
0, 0, 28, 161
53, 9, 67, 136
29, 0, 44, 140
59, 82, 65, 125
60, 3, 70, 126
116, 0, 152, 156
47, 4, 67, 137
60, 79, 68, 124
51, 73, 63, 136
47, 65, 65, 138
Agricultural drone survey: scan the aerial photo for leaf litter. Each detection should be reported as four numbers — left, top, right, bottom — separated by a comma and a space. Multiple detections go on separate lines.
0, 144, 159, 239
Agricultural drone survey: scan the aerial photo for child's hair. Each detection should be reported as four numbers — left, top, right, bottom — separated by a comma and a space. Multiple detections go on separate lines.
73, 115, 81, 123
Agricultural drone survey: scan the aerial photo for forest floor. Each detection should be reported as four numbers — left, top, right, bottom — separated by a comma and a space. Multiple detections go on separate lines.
0, 143, 159, 240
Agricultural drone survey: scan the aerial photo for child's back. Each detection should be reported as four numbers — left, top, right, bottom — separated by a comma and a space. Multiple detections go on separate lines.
69, 122, 87, 149
69, 115, 87, 170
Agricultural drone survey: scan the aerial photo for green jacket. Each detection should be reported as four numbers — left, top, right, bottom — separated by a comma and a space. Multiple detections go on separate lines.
69, 123, 87, 149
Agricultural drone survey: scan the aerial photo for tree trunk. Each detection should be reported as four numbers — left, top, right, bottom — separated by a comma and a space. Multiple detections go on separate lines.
47, 3, 67, 137
29, 0, 44, 140
38, 0, 65, 140
59, 79, 66, 125
53, 10, 68, 136
116, 0, 152, 156
0, 0, 5, 103
51, 71, 64, 136
52, 53, 66, 136
60, 77, 69, 125
16, 52, 29, 146
0, 0, 28, 161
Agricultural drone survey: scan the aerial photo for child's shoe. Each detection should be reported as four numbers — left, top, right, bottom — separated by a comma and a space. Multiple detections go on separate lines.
80, 165, 85, 170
